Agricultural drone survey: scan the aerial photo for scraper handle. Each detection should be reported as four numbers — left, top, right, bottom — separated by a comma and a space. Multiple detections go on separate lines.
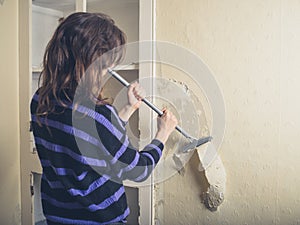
108, 68, 193, 140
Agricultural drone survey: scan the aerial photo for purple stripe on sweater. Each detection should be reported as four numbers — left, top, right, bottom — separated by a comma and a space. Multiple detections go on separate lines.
68, 175, 110, 197
110, 137, 129, 164
31, 115, 110, 156
88, 186, 125, 211
76, 171, 88, 181
140, 152, 155, 169
148, 143, 162, 158
105, 104, 126, 129
42, 171, 111, 195
33, 94, 124, 141
76, 105, 123, 140
42, 193, 82, 209
132, 152, 155, 182
116, 151, 140, 178
133, 163, 149, 182
35, 137, 107, 168
105, 207, 130, 224
41, 159, 88, 181
123, 151, 140, 172
45, 207, 130, 225
42, 186, 125, 211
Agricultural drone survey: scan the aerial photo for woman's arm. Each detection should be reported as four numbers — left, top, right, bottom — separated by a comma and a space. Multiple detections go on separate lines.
118, 82, 176, 144
118, 104, 136, 124
96, 104, 177, 182
118, 82, 145, 123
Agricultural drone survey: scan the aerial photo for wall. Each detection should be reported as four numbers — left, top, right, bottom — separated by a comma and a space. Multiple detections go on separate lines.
155, 0, 300, 225
0, 0, 21, 224
88, 1, 139, 43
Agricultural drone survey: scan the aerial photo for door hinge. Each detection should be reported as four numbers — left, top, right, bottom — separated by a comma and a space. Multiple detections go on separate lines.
29, 121, 33, 132
30, 173, 34, 196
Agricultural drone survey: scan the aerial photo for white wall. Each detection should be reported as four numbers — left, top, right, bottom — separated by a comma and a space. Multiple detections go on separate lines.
0, 0, 21, 224
155, 0, 300, 225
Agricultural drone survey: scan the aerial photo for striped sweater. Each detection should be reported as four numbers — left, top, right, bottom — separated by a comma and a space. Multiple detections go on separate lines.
30, 91, 164, 225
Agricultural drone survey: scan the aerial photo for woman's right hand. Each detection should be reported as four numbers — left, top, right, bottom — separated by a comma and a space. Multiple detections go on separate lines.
155, 108, 178, 144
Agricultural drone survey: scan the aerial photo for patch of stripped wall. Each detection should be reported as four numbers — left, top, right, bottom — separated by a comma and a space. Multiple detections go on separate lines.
155, 0, 300, 225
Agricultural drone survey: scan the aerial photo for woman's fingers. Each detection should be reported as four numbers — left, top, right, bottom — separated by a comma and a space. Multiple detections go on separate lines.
127, 82, 146, 109
156, 108, 178, 141
131, 82, 145, 100
128, 82, 135, 94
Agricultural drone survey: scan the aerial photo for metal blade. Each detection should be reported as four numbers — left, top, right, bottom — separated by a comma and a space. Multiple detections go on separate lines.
182, 136, 213, 153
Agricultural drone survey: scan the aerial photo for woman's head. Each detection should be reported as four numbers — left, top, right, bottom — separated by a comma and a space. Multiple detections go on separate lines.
37, 12, 126, 115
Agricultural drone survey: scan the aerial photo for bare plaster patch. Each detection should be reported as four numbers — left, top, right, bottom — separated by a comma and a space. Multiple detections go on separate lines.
202, 185, 224, 211
160, 77, 226, 210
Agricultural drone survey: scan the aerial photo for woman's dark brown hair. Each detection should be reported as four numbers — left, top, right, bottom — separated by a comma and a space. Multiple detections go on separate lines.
36, 12, 126, 118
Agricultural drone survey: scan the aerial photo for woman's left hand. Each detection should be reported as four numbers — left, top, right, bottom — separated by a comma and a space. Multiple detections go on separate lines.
127, 81, 146, 110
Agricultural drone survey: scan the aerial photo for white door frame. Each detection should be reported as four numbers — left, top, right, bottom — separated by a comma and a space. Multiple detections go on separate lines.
138, 1, 156, 224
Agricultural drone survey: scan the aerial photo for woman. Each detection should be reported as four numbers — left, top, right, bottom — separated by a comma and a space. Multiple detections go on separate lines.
31, 12, 177, 225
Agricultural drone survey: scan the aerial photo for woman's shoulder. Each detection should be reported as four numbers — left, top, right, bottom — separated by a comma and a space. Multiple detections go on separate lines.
95, 104, 126, 129
95, 103, 118, 118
